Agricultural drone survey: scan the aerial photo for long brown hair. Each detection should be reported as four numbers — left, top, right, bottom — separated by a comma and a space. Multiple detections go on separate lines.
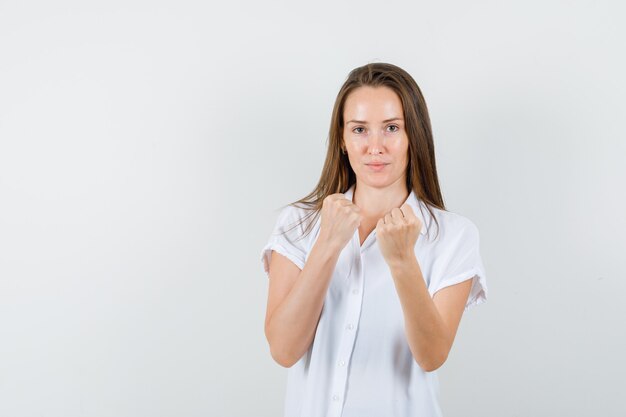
284, 62, 446, 240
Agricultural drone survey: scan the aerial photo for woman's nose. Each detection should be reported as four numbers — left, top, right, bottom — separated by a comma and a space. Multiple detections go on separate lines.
367, 131, 384, 155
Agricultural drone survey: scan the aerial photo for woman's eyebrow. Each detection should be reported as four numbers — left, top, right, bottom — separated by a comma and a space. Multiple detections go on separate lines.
346, 117, 403, 124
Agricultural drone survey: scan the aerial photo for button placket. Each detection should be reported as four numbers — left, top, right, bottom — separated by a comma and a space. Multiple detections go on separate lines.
327, 231, 365, 417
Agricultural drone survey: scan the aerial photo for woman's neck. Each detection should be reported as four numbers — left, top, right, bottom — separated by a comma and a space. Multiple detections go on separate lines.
352, 179, 409, 218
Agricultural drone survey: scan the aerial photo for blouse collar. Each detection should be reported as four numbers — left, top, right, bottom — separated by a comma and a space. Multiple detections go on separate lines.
343, 183, 430, 236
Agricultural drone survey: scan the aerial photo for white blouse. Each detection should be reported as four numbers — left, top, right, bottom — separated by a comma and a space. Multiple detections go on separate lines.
260, 184, 488, 417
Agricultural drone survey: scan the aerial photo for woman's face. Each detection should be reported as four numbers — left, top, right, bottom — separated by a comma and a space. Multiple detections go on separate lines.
342, 86, 409, 190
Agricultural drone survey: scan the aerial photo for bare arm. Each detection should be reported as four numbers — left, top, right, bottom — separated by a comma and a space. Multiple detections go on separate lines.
376, 204, 473, 372
264, 238, 341, 367
389, 255, 472, 372
264, 194, 361, 367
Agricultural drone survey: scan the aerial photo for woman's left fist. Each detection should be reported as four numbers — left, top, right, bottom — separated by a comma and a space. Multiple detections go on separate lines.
375, 203, 422, 266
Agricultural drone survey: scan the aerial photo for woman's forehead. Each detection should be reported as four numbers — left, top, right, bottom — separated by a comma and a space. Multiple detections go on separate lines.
343, 86, 403, 122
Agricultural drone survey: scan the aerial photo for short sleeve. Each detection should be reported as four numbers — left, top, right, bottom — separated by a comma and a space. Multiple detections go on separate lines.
260, 205, 309, 277
428, 219, 488, 312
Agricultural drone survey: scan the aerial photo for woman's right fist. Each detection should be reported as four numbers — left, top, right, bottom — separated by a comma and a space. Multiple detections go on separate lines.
318, 193, 362, 250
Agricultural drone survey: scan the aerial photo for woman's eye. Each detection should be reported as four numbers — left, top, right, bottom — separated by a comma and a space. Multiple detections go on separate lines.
353, 127, 365, 134
387, 125, 399, 132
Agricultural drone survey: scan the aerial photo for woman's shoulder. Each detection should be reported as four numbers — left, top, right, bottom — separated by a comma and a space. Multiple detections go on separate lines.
275, 202, 315, 224
433, 206, 477, 228
423, 203, 480, 241
272, 202, 320, 238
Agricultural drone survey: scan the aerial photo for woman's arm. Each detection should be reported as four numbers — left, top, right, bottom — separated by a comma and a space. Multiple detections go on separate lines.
389, 257, 472, 372
264, 238, 342, 368
376, 204, 473, 372
264, 194, 361, 367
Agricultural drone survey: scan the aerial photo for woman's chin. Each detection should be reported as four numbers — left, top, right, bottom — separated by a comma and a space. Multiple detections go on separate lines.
356, 176, 394, 188
355, 170, 408, 188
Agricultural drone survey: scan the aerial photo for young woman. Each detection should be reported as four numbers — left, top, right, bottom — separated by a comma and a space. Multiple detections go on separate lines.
260, 62, 488, 417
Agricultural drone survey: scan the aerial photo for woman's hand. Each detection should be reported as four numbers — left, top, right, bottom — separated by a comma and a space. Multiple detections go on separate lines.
318, 194, 361, 251
376, 203, 422, 267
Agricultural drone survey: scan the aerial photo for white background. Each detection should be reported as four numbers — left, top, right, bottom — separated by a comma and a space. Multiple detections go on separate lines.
1, 1, 625, 416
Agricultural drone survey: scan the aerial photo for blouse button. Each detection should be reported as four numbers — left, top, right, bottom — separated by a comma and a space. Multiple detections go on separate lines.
332, 394, 340, 401
346, 324, 354, 330
352, 288, 359, 295
339, 360, 345, 366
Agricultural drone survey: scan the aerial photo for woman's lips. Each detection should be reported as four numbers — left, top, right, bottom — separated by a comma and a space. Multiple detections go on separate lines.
366, 163, 389, 172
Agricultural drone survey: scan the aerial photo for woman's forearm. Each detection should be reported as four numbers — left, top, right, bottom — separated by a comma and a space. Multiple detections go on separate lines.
388, 254, 451, 372
265, 238, 341, 367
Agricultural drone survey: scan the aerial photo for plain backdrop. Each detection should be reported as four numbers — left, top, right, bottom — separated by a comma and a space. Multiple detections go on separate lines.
1, 1, 625, 416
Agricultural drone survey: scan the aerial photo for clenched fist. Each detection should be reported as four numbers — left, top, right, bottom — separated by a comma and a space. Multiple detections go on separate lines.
375, 203, 422, 267
318, 193, 362, 251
